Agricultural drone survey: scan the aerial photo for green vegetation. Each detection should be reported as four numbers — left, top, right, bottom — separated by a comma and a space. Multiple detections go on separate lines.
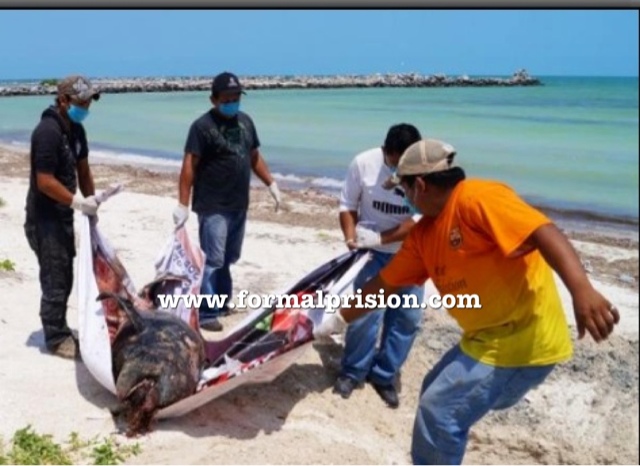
316, 231, 332, 241
90, 436, 141, 465
0, 259, 15, 272
0, 425, 141, 465
0, 426, 72, 465
40, 79, 59, 86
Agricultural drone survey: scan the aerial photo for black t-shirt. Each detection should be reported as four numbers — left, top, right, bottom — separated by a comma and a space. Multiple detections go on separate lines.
184, 109, 260, 214
25, 107, 89, 222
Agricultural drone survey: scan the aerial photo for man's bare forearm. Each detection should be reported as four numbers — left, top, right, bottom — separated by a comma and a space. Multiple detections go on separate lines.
36, 172, 74, 205
76, 159, 95, 196
341, 274, 398, 323
340, 210, 358, 244
380, 218, 416, 245
251, 150, 274, 186
178, 153, 197, 206
531, 223, 592, 295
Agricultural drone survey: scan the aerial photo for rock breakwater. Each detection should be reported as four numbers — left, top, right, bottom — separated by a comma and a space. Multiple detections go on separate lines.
0, 70, 541, 97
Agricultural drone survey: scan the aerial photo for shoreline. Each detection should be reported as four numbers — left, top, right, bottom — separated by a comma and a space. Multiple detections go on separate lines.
0, 70, 541, 97
1, 144, 637, 292
2, 141, 637, 238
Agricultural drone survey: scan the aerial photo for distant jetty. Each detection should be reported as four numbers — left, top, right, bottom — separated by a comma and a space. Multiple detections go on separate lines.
0, 69, 541, 97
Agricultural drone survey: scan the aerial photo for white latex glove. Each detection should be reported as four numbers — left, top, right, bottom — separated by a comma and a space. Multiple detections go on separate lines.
355, 224, 381, 249
71, 194, 99, 216
268, 182, 282, 213
173, 203, 189, 227
313, 310, 347, 344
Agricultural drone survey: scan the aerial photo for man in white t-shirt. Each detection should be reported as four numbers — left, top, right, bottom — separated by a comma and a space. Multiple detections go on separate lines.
335, 123, 424, 408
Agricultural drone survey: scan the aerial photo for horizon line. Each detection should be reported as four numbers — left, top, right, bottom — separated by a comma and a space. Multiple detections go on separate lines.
1, 73, 638, 82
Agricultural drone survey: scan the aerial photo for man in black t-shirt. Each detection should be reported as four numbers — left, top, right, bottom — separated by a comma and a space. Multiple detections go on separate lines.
173, 72, 282, 332
24, 75, 102, 359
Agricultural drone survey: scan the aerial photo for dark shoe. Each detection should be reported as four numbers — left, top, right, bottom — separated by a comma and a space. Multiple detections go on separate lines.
49, 336, 81, 360
199, 305, 236, 320
332, 375, 358, 399
200, 317, 223, 332
369, 380, 399, 409
217, 305, 238, 317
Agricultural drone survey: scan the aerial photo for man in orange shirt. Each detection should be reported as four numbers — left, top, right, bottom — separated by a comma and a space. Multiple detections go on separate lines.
314, 139, 619, 464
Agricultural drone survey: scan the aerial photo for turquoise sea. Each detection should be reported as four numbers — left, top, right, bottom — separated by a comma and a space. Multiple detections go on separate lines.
0, 76, 638, 223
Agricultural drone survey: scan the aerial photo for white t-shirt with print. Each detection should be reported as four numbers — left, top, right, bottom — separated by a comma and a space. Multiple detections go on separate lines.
339, 147, 420, 254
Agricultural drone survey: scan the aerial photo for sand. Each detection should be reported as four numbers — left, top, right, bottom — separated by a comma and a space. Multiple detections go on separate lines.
0, 145, 638, 465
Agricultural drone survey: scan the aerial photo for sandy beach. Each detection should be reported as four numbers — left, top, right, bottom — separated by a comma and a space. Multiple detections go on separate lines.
0, 145, 638, 464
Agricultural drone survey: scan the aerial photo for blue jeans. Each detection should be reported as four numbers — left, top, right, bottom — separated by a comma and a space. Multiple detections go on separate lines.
198, 210, 247, 319
411, 345, 555, 465
340, 250, 424, 386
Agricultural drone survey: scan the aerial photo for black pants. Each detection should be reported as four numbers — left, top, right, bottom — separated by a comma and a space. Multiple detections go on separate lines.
24, 218, 75, 349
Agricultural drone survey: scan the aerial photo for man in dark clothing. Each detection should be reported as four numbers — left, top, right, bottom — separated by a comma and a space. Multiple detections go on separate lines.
173, 71, 282, 332
24, 75, 102, 359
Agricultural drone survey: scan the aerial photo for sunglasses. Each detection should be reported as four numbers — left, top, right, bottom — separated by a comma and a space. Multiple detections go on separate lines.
65, 95, 92, 107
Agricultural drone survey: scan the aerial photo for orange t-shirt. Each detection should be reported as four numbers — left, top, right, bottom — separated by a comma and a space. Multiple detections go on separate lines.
380, 179, 573, 367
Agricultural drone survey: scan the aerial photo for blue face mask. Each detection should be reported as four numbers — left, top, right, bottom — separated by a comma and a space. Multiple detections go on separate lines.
218, 101, 240, 118
403, 192, 421, 215
68, 105, 89, 123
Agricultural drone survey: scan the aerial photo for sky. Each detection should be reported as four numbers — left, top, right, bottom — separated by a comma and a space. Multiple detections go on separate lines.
0, 10, 637, 80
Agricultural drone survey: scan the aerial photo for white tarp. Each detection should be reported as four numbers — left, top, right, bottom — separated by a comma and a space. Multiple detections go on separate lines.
77, 184, 130, 394
77, 188, 370, 419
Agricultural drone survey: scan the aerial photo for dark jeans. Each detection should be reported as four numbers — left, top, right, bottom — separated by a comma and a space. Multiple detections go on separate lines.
24, 218, 75, 349
341, 250, 424, 386
197, 210, 247, 318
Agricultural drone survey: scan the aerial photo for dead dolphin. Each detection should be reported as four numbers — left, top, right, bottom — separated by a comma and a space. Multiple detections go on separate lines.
96, 292, 206, 436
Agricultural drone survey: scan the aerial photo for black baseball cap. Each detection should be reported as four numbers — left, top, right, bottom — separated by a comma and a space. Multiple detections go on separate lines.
211, 72, 246, 95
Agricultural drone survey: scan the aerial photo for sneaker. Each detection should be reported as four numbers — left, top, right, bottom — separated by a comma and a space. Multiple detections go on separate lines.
50, 336, 81, 360
332, 375, 358, 399
200, 317, 223, 332
368, 379, 399, 409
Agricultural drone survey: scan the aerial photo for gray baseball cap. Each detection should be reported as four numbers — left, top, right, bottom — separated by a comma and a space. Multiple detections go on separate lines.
383, 139, 457, 189
57, 75, 100, 101
397, 139, 457, 177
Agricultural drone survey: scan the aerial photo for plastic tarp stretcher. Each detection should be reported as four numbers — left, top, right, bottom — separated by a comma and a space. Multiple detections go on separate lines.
77, 187, 370, 418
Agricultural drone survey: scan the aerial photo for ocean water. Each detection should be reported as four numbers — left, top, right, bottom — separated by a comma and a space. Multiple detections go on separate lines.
0, 76, 637, 222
